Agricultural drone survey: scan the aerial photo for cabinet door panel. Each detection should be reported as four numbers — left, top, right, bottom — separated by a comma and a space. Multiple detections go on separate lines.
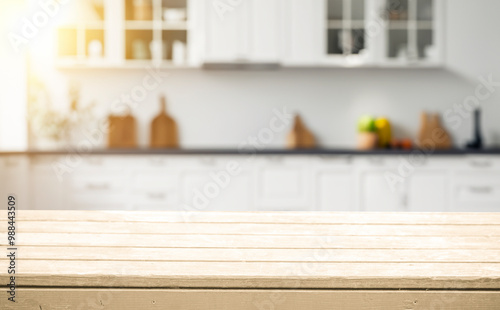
407, 171, 448, 212
31, 166, 65, 210
283, 0, 324, 64
182, 170, 251, 212
360, 171, 401, 211
1, 157, 30, 206
256, 165, 311, 211
453, 172, 500, 212
204, 0, 250, 61
249, 0, 281, 61
317, 171, 354, 211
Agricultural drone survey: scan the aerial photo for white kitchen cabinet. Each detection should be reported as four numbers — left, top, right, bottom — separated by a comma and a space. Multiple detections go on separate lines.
324, 0, 445, 67
452, 171, 500, 212
30, 157, 65, 210
407, 170, 448, 212
281, 0, 324, 65
5, 153, 500, 212
180, 156, 252, 211
129, 169, 180, 210
181, 171, 252, 212
250, 0, 282, 62
201, 0, 283, 63
316, 170, 355, 211
360, 170, 402, 211
254, 157, 312, 211
52, 0, 446, 68
0, 156, 29, 207
202, 0, 250, 62
66, 169, 129, 210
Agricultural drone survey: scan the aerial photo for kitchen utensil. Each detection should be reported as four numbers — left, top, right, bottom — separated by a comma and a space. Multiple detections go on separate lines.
163, 8, 187, 22
417, 112, 452, 149
108, 113, 137, 148
150, 96, 179, 148
466, 108, 483, 149
172, 40, 186, 65
287, 114, 316, 149
88, 40, 103, 59
149, 40, 163, 62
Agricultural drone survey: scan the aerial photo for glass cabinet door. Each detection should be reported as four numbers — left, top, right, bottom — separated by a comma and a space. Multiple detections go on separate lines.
326, 0, 366, 61
386, 0, 436, 63
56, 1, 106, 64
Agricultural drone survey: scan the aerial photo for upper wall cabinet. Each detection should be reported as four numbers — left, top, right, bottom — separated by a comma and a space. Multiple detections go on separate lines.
55, 0, 444, 68
192, 0, 282, 64
196, 0, 444, 67
324, 0, 444, 67
56, 0, 194, 68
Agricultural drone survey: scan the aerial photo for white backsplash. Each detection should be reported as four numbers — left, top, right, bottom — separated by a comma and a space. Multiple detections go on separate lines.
57, 67, 500, 149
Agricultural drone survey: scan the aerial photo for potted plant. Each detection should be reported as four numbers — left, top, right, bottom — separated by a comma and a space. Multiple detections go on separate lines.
357, 115, 378, 150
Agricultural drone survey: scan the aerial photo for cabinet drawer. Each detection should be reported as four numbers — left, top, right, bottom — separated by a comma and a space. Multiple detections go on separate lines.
67, 192, 127, 210
453, 172, 500, 211
130, 172, 177, 191
68, 172, 126, 192
316, 170, 354, 211
130, 190, 179, 205
255, 166, 311, 211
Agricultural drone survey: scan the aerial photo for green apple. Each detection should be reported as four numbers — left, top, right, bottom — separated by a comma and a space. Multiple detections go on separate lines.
358, 115, 376, 133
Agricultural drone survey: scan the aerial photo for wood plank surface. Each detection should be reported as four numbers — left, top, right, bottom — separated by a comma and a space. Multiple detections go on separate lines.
7, 211, 500, 224
3, 221, 500, 236
2, 289, 500, 310
3, 246, 500, 263
2, 233, 500, 249
0, 211, 499, 291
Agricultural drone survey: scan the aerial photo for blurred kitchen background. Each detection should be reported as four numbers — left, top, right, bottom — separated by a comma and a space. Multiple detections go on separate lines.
0, 0, 499, 212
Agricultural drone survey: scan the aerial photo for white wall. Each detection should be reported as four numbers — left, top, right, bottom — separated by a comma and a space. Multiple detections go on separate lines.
60, 67, 478, 149
445, 0, 500, 147
0, 1, 28, 150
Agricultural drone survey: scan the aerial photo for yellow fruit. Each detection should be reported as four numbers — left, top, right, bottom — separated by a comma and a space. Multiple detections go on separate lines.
375, 118, 391, 148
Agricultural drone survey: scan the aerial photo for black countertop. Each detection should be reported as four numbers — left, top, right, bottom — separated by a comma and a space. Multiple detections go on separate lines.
0, 148, 500, 156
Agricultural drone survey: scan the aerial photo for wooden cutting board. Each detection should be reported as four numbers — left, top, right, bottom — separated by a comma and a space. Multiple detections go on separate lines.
150, 96, 179, 148
287, 114, 316, 149
417, 112, 452, 149
107, 113, 137, 149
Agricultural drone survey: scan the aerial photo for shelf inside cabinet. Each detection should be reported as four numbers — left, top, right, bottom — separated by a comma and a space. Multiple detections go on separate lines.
388, 20, 433, 30
327, 20, 365, 29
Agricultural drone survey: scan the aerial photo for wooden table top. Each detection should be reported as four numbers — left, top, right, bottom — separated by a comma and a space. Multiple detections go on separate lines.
1, 211, 500, 291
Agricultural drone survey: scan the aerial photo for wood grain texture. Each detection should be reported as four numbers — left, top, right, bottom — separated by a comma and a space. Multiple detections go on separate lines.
3, 221, 500, 236
7, 211, 500, 224
107, 114, 137, 148
149, 96, 179, 148
4, 247, 500, 262
2, 289, 500, 310
0, 211, 499, 292
3, 233, 500, 249
287, 114, 316, 149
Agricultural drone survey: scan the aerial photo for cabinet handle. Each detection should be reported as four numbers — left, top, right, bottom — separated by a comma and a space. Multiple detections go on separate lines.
147, 192, 166, 200
468, 186, 494, 194
149, 158, 166, 166
200, 157, 216, 166
86, 158, 104, 166
85, 183, 111, 190
470, 160, 493, 168
368, 157, 385, 166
